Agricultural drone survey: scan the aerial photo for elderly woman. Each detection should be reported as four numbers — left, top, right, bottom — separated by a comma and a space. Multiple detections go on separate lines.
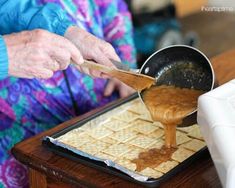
0, 0, 136, 187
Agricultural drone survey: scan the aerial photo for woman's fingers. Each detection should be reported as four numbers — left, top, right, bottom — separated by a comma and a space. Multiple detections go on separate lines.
99, 41, 121, 66
119, 86, 133, 98
5, 28, 123, 79
104, 80, 116, 97
46, 31, 84, 67
5, 29, 85, 79
47, 47, 70, 70
64, 26, 121, 77
32, 29, 83, 70
92, 50, 115, 67
104, 79, 135, 98
74, 65, 91, 76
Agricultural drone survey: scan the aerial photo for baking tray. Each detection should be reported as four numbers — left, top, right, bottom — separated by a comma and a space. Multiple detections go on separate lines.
42, 94, 209, 187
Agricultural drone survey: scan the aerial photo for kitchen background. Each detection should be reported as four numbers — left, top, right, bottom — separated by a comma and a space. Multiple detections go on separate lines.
126, 0, 235, 67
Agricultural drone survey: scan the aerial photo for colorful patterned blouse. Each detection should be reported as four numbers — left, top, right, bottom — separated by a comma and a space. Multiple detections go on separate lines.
0, 0, 136, 187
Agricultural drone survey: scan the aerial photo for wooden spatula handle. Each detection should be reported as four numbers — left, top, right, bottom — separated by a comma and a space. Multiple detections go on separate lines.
82, 60, 112, 74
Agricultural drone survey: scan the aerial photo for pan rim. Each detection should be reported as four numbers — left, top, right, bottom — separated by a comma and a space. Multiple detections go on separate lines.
138, 44, 215, 120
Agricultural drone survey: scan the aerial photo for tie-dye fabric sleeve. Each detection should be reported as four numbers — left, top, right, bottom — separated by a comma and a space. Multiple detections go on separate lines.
97, 0, 137, 69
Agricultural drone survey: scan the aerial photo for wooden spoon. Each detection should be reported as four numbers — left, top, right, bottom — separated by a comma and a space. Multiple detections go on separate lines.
81, 60, 155, 91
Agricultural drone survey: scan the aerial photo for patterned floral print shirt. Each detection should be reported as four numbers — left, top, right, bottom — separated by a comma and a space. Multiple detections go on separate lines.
0, 0, 136, 187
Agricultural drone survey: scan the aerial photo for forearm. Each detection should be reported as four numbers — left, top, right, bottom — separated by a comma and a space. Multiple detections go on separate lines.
0, 0, 72, 35
0, 36, 8, 79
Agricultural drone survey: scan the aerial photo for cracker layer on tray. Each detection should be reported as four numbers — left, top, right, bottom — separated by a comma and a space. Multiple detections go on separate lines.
55, 98, 206, 179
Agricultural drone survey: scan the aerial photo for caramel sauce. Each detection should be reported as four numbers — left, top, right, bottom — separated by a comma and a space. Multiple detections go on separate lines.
132, 146, 176, 171
131, 85, 203, 171
143, 85, 204, 148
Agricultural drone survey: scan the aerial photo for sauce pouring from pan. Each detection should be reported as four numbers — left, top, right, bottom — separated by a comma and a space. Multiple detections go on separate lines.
138, 45, 215, 148
86, 46, 214, 148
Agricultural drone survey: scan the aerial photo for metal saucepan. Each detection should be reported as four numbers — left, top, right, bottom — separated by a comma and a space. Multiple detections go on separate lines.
138, 45, 215, 127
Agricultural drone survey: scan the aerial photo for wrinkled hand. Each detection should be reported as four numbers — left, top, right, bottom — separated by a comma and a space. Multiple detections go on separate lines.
104, 78, 135, 98
65, 26, 120, 78
65, 26, 135, 96
4, 29, 83, 79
